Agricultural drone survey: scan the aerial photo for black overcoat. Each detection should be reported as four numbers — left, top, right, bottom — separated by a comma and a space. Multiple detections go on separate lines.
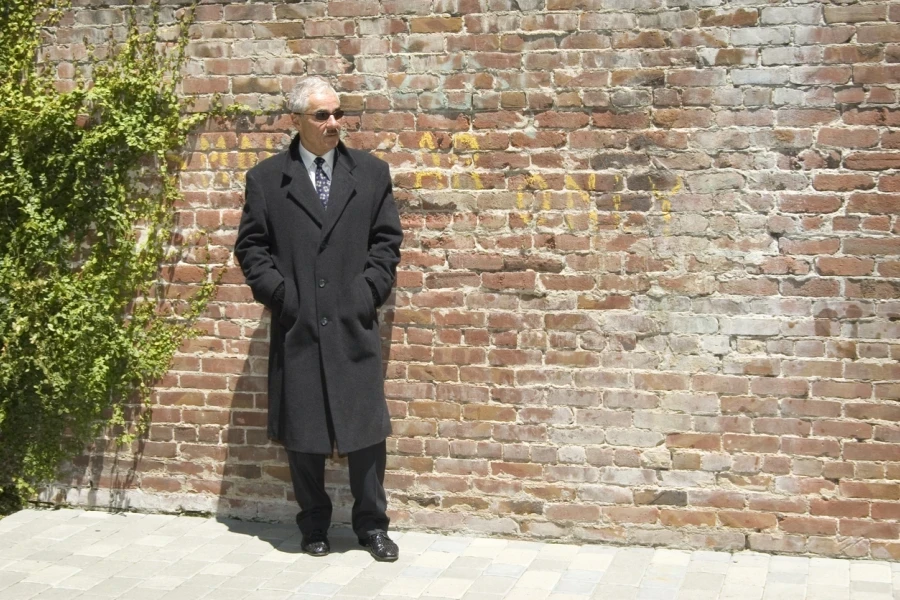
235, 136, 402, 454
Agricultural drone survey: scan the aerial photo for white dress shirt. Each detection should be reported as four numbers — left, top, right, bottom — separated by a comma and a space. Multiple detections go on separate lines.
297, 143, 335, 189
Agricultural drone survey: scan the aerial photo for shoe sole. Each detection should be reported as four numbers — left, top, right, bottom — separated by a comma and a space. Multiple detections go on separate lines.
360, 542, 398, 562
302, 543, 330, 557
365, 548, 398, 562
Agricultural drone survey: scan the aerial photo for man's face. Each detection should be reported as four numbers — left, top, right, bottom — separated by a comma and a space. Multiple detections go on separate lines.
293, 91, 342, 156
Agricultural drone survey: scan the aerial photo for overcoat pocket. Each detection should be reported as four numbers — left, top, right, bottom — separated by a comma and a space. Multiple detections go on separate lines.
278, 277, 301, 329
355, 275, 377, 327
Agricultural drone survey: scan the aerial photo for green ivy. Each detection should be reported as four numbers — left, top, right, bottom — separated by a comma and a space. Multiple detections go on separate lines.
0, 0, 215, 513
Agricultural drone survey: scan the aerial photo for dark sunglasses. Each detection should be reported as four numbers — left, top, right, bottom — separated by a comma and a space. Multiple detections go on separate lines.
302, 109, 344, 121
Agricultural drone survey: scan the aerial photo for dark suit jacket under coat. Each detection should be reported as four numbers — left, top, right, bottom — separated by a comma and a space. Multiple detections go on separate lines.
235, 136, 402, 454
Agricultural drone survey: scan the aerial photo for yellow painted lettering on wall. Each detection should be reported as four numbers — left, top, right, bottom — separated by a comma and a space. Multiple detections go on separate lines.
563, 175, 592, 208
415, 171, 444, 189
516, 191, 527, 209
451, 172, 483, 190
659, 195, 672, 222
453, 133, 480, 151
525, 173, 548, 190
651, 176, 682, 227
540, 192, 551, 211
568, 190, 590, 208
418, 131, 436, 150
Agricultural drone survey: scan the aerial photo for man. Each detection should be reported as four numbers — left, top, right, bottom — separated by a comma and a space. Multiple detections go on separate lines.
234, 76, 403, 562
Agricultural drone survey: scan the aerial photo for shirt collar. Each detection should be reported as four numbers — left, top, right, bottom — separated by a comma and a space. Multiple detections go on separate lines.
297, 141, 335, 175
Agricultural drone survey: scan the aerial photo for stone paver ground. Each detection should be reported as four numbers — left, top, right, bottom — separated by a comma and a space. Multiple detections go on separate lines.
1, 509, 898, 599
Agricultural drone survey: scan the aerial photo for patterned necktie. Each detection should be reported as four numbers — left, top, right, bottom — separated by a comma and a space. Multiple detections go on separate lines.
314, 156, 330, 209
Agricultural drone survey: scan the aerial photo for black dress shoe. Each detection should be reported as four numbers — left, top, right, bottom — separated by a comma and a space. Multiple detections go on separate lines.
301, 530, 330, 557
359, 531, 398, 562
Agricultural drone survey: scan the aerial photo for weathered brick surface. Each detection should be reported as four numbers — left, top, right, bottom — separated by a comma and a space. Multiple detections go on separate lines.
46, 0, 900, 558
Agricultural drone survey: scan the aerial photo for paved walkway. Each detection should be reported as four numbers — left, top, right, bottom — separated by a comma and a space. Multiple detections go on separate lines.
1, 509, 898, 600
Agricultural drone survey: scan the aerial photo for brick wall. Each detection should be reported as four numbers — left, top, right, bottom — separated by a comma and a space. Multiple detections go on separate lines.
43, 0, 900, 559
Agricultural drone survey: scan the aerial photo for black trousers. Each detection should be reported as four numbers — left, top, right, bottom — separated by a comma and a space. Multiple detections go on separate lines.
287, 439, 389, 540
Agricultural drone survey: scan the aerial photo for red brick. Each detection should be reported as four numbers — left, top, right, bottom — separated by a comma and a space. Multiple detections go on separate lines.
653, 109, 715, 128
661, 509, 717, 527
848, 193, 900, 214
612, 31, 668, 49
846, 152, 900, 170
781, 437, 841, 458
410, 17, 463, 33
777, 109, 840, 127
545, 504, 601, 522
780, 278, 841, 297
844, 237, 900, 255
223, 4, 274, 21
840, 520, 900, 539
815, 257, 875, 276
811, 499, 870, 518
591, 111, 652, 129
604, 507, 659, 524
723, 434, 780, 453
842, 481, 900, 500
778, 194, 843, 214
871, 503, 900, 520
481, 272, 537, 291
666, 434, 722, 450
719, 511, 777, 530
779, 516, 837, 536
693, 375, 750, 395
844, 442, 900, 462
751, 379, 809, 399
818, 128, 880, 148
814, 174, 876, 191
635, 373, 690, 391
699, 8, 759, 27
813, 420, 873, 439
491, 461, 543, 479
749, 497, 807, 514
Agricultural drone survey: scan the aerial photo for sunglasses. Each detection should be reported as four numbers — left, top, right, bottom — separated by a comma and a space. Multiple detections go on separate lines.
302, 109, 345, 122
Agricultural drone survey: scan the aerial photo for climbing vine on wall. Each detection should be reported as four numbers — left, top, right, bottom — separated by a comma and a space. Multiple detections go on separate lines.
0, 0, 214, 513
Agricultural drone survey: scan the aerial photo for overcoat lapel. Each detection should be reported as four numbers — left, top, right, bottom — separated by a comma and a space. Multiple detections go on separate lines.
282, 136, 324, 227
321, 143, 357, 240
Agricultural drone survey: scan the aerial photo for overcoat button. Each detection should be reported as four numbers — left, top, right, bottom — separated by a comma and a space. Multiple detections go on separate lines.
319, 279, 326, 288
321, 317, 328, 326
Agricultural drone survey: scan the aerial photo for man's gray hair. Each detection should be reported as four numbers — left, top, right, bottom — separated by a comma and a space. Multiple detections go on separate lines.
286, 76, 337, 113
